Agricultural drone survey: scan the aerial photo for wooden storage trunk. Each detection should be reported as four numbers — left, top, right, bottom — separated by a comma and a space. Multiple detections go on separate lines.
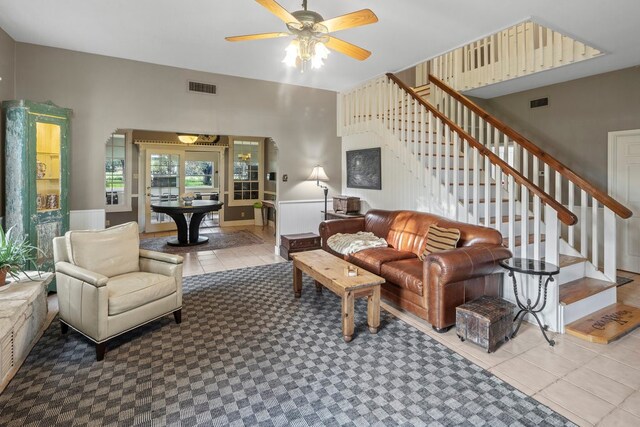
456, 296, 515, 353
332, 196, 360, 214
279, 233, 321, 260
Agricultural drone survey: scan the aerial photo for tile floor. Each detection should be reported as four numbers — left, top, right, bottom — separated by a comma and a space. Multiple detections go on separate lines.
141, 224, 640, 426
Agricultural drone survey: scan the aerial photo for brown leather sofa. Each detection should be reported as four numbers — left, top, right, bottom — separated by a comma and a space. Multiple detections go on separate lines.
319, 209, 512, 332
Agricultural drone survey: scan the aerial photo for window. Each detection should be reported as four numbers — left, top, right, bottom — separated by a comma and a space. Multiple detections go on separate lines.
229, 138, 263, 206
185, 151, 219, 193
105, 132, 131, 212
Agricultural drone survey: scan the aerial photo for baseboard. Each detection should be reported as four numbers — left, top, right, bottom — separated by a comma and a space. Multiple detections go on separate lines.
222, 219, 256, 226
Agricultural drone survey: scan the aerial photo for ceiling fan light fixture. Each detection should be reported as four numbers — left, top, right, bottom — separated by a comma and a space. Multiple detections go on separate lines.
282, 40, 299, 67
311, 42, 330, 69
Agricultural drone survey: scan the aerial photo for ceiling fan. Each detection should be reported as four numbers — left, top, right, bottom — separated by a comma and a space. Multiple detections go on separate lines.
225, 0, 378, 70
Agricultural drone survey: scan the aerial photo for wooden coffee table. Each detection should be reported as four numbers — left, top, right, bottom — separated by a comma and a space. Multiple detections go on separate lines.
291, 249, 385, 342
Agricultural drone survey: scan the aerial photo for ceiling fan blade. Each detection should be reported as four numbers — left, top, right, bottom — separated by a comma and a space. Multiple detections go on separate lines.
325, 37, 371, 61
318, 9, 378, 33
255, 0, 301, 25
225, 32, 290, 42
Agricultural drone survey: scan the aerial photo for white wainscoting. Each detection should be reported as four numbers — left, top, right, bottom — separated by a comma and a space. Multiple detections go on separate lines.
69, 209, 106, 230
277, 200, 325, 245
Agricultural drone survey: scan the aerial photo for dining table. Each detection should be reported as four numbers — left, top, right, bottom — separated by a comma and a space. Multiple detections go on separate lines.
150, 200, 224, 246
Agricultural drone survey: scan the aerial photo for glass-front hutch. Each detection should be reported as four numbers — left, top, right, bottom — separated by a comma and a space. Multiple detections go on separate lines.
3, 100, 71, 289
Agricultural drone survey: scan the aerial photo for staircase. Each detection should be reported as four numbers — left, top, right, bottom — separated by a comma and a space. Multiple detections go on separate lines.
337, 73, 639, 342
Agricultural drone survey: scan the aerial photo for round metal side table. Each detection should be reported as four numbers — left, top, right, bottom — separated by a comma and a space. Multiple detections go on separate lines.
499, 257, 560, 346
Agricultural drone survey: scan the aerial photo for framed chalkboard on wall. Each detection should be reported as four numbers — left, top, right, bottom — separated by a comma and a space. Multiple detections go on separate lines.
346, 147, 381, 190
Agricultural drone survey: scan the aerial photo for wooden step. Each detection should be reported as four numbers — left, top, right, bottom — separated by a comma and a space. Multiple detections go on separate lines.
557, 255, 587, 268
560, 277, 616, 305
503, 233, 546, 247
565, 303, 640, 344
489, 214, 527, 225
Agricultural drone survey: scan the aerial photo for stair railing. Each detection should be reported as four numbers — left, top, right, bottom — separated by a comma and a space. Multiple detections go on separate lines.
428, 73, 631, 280
416, 20, 602, 91
338, 73, 577, 266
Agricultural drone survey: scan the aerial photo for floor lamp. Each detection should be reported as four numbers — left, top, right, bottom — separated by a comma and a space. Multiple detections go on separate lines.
307, 165, 330, 220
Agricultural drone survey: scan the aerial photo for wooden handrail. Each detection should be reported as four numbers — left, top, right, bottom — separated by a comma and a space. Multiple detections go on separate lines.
386, 73, 578, 226
428, 74, 633, 219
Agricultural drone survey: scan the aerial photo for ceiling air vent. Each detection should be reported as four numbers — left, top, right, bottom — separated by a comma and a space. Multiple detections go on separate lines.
530, 97, 549, 109
188, 81, 217, 95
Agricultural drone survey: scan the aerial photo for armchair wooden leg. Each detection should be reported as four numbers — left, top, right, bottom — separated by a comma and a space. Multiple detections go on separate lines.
60, 321, 69, 334
173, 309, 182, 324
96, 342, 106, 361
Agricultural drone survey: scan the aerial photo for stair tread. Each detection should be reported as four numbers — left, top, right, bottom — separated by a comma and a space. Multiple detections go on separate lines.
503, 233, 546, 247
556, 255, 587, 268
565, 303, 640, 344
489, 214, 529, 224
560, 277, 616, 305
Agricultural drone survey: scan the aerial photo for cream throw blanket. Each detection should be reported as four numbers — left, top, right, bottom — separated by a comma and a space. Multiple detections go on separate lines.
327, 231, 388, 255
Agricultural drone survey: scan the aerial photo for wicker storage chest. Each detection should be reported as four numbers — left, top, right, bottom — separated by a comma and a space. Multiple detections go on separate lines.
456, 296, 515, 353
332, 196, 360, 214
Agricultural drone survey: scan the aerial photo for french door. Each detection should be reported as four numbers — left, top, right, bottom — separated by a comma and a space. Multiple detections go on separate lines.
145, 149, 183, 232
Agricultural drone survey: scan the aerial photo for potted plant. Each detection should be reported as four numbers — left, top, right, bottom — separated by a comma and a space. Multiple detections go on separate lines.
253, 201, 263, 226
0, 225, 40, 288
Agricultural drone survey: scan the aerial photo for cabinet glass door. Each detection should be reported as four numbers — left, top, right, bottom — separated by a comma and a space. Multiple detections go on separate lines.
35, 122, 62, 212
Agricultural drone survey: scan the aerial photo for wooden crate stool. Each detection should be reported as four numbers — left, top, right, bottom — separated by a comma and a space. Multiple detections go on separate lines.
456, 296, 515, 353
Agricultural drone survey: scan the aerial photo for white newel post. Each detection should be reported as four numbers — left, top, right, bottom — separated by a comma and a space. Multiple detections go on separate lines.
603, 208, 617, 281
544, 205, 560, 266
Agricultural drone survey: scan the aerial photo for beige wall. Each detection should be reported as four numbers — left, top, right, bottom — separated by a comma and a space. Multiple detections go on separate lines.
479, 66, 640, 193
14, 43, 341, 211
0, 27, 16, 215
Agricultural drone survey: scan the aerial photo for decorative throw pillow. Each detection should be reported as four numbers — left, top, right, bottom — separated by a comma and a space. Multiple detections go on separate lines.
420, 224, 460, 260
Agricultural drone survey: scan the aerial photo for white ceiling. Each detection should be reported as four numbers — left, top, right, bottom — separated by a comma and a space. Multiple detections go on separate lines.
1, 0, 639, 97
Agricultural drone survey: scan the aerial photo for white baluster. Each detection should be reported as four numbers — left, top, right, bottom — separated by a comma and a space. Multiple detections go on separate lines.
452, 133, 460, 219
463, 141, 470, 223
472, 147, 480, 224
533, 194, 541, 260
495, 169, 502, 231
544, 205, 559, 265
508, 175, 516, 254
580, 190, 588, 257
592, 199, 599, 269
521, 186, 529, 259
427, 111, 434, 205
484, 156, 491, 227
444, 125, 451, 217
568, 181, 575, 247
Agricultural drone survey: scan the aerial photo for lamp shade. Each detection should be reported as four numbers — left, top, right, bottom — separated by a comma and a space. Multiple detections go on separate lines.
307, 166, 329, 182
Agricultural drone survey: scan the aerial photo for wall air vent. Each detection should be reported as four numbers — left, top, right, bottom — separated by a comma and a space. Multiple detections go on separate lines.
530, 97, 549, 109
188, 81, 217, 95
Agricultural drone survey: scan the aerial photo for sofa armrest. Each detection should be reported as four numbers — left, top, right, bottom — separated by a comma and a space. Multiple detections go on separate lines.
319, 218, 366, 250
424, 245, 512, 285
55, 261, 109, 287
425, 245, 512, 329
139, 249, 183, 264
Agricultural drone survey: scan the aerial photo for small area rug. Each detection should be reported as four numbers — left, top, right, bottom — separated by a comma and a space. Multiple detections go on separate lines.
0, 263, 572, 426
139, 229, 263, 254
616, 275, 634, 287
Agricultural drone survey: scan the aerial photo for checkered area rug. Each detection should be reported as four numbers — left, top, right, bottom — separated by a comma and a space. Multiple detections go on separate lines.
0, 263, 573, 426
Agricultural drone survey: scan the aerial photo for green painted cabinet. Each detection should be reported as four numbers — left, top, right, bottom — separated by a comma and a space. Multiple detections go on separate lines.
3, 100, 71, 290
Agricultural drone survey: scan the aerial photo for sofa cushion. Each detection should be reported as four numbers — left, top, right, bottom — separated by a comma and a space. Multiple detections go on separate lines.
65, 222, 140, 278
419, 224, 460, 260
380, 258, 424, 296
107, 271, 176, 316
348, 248, 417, 275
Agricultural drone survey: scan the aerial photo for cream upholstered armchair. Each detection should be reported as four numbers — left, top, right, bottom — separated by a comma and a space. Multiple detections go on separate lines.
53, 222, 183, 361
